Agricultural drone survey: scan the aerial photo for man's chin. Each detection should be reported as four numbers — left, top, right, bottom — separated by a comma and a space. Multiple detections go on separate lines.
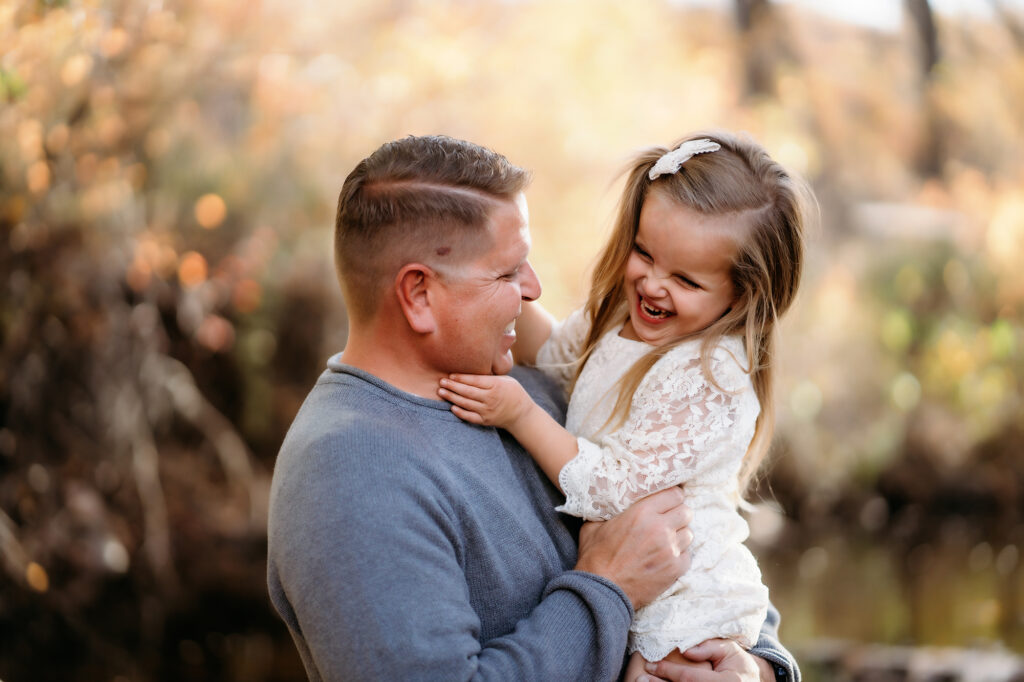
491, 352, 514, 376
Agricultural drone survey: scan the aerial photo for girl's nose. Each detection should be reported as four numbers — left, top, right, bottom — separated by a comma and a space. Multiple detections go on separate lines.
640, 270, 669, 298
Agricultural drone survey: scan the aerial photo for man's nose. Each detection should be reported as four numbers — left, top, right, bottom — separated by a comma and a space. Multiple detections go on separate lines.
520, 261, 541, 301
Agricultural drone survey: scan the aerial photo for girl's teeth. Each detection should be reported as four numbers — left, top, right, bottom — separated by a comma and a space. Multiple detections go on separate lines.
641, 300, 670, 318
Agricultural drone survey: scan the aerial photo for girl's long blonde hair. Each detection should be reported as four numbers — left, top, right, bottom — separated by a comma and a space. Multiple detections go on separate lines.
576, 131, 813, 493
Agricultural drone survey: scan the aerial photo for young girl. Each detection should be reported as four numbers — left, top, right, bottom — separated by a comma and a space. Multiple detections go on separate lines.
438, 131, 811, 678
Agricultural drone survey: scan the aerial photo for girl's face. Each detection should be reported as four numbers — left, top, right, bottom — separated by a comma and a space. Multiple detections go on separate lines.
620, 188, 739, 347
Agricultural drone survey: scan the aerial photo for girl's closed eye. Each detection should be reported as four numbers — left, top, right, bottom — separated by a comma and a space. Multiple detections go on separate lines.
674, 274, 701, 290
633, 243, 652, 260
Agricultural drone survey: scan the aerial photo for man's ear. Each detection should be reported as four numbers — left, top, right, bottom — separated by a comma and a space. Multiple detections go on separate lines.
395, 263, 438, 334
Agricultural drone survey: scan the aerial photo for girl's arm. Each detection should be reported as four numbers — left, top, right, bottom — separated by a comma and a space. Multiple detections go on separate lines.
512, 300, 556, 366
528, 306, 591, 391
558, 340, 758, 521
438, 373, 577, 489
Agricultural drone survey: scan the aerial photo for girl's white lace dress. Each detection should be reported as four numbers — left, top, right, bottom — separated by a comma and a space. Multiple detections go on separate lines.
536, 309, 769, 661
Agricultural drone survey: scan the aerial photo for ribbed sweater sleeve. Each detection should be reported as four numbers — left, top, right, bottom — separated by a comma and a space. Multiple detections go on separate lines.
267, 364, 633, 681
750, 603, 801, 682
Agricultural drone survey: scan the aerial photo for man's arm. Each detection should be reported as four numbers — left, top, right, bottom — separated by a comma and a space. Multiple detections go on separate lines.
747, 603, 800, 681
270, 445, 692, 681
271, 457, 621, 680
576, 488, 693, 610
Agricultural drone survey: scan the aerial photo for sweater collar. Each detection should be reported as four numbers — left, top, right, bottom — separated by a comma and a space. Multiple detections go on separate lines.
324, 353, 456, 415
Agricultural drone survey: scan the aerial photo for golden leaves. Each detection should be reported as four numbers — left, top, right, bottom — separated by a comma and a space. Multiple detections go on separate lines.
195, 194, 227, 229
16, 118, 44, 161
26, 161, 50, 194
100, 27, 130, 59
60, 53, 93, 87
178, 251, 209, 288
25, 561, 48, 593
45, 123, 69, 154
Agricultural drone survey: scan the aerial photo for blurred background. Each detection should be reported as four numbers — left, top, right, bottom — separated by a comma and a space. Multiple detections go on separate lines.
2, 0, 1023, 679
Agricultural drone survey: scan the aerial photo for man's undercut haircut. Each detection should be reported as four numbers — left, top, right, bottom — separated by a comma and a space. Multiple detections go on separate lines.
335, 135, 531, 321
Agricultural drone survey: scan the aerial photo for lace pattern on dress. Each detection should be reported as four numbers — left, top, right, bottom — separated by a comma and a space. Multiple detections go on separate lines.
537, 314, 769, 659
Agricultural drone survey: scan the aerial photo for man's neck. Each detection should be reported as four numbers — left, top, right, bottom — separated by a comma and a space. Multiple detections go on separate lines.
340, 328, 443, 400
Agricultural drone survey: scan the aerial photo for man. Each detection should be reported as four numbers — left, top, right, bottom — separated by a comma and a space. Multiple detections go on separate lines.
267, 135, 799, 681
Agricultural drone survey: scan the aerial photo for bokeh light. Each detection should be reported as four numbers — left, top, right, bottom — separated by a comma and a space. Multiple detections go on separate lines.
2, 0, 1023, 679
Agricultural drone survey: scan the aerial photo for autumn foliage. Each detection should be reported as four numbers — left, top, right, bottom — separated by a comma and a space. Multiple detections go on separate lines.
1, 0, 1023, 678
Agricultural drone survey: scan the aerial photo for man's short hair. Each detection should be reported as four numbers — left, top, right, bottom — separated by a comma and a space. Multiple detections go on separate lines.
335, 135, 531, 321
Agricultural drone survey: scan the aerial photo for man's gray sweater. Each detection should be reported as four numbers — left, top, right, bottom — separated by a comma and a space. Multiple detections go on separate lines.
267, 358, 799, 681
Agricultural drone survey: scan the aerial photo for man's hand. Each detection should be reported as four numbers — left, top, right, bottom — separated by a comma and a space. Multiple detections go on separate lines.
638, 639, 776, 682
439, 374, 532, 430
574, 487, 693, 610
627, 651, 710, 682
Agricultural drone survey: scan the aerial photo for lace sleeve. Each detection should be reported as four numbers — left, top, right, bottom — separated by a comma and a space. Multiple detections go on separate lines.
557, 339, 759, 521
534, 308, 589, 390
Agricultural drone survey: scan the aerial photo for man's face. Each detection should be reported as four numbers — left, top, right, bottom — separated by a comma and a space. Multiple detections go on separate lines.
432, 193, 541, 376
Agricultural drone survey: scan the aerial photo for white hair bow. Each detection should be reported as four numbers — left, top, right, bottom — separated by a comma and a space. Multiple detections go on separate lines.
648, 139, 721, 180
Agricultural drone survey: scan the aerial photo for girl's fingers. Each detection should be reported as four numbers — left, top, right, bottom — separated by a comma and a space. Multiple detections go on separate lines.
450, 404, 484, 424
440, 378, 488, 401
448, 373, 494, 389
438, 387, 484, 411
682, 638, 734, 662
643, 658, 714, 681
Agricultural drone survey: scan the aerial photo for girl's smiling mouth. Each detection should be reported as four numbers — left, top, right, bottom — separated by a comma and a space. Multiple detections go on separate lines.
638, 295, 674, 321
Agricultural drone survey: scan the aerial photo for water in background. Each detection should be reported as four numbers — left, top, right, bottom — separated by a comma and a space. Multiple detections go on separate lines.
752, 513, 1024, 679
